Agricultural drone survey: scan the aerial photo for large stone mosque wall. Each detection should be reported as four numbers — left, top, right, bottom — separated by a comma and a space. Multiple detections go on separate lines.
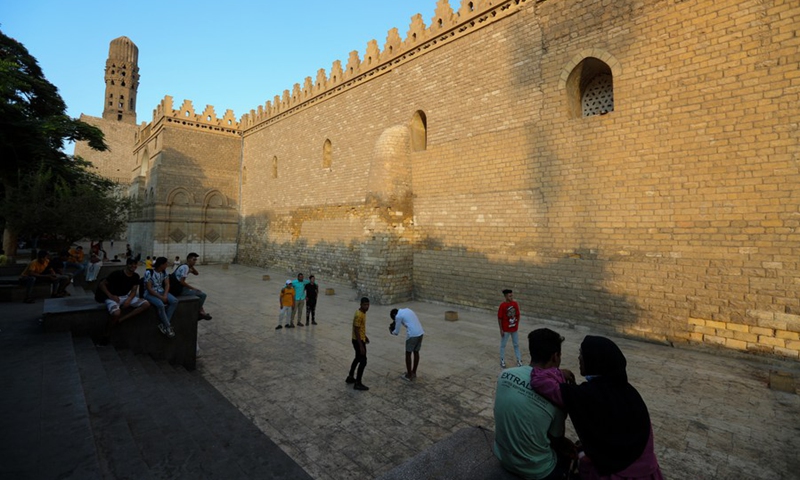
234, 0, 800, 357
127, 97, 241, 263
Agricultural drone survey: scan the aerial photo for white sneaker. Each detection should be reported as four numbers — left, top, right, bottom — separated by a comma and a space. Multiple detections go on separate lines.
500, 360, 506, 368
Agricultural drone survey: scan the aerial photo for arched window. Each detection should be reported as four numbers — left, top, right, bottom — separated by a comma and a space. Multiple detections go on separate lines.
410, 110, 427, 152
566, 57, 614, 118
272, 156, 278, 179
322, 139, 332, 169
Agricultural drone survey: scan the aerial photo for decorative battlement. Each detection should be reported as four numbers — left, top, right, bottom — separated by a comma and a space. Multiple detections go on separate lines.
135, 95, 240, 147
241, 0, 531, 134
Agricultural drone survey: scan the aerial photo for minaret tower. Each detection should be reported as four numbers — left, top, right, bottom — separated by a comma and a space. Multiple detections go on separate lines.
102, 36, 139, 123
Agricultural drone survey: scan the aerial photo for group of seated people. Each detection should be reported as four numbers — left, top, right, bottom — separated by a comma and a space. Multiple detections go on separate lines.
94, 254, 212, 340
494, 329, 663, 480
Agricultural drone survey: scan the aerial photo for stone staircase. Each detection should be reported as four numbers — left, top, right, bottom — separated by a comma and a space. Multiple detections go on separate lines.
0, 285, 311, 480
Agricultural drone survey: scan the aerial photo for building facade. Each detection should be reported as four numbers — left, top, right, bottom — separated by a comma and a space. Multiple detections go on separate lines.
79, 0, 800, 358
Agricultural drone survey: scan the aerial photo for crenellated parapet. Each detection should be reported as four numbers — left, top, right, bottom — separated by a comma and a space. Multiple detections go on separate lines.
135, 95, 240, 148
240, 0, 533, 133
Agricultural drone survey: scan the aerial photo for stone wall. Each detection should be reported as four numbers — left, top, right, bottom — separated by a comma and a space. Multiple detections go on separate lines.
74, 114, 138, 184
128, 98, 241, 263
236, 0, 800, 357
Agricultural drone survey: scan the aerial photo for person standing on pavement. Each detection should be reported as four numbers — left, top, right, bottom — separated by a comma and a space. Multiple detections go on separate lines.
174, 252, 212, 321
276, 280, 295, 330
291, 273, 309, 327
346, 297, 370, 391
305, 275, 319, 325
498, 289, 522, 368
389, 308, 425, 381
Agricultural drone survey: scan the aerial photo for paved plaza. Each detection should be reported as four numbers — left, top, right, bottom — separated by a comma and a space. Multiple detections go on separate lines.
178, 264, 797, 479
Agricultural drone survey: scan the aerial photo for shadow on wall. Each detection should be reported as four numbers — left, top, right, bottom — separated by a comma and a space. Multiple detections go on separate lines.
129, 147, 239, 263
413, 236, 642, 333
237, 211, 643, 335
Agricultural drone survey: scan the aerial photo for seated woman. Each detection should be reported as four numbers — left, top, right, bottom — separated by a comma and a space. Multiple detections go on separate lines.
559, 336, 663, 480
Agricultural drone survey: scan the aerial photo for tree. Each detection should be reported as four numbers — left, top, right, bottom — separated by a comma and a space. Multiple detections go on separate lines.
0, 29, 115, 257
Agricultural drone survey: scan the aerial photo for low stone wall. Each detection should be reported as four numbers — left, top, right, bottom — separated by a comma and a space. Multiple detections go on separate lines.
377, 427, 516, 480
42, 295, 200, 370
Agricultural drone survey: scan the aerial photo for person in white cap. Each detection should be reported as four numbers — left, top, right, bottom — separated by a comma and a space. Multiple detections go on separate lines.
276, 280, 295, 330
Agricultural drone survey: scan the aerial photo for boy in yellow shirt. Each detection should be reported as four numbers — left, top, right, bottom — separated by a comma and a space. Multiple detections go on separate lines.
276, 280, 295, 330
346, 297, 370, 391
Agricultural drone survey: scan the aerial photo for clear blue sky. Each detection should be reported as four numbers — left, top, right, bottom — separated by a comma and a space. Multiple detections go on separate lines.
1, 0, 439, 129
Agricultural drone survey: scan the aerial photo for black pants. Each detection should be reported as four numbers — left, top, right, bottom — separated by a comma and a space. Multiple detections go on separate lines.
306, 300, 316, 322
349, 339, 367, 382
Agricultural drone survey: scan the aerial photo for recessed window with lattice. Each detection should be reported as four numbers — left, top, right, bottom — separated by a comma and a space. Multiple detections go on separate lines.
582, 74, 614, 117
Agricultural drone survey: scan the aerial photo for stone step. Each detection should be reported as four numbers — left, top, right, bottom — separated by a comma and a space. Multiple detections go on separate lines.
117, 349, 218, 478
73, 336, 149, 478
95, 344, 185, 476
161, 363, 313, 479
0, 331, 100, 479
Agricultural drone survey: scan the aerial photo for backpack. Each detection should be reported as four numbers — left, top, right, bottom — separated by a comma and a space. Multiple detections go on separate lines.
168, 267, 184, 296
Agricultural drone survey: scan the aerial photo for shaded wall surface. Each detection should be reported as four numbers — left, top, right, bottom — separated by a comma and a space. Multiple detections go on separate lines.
242, 0, 798, 356
129, 105, 241, 263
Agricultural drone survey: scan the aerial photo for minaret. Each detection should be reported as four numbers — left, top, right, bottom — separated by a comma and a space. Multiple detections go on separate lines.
102, 36, 139, 123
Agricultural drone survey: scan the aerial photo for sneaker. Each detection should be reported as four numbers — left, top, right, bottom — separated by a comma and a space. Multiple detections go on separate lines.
275, 325, 283, 330
285, 324, 291, 328
287, 324, 295, 328
198, 312, 212, 321
297, 322, 304, 327
23, 298, 35, 304
353, 383, 369, 391
311, 320, 318, 325
500, 360, 506, 368
401, 373, 412, 382
517, 360, 523, 367
167, 326, 176, 338
345, 376, 356, 384
157, 324, 168, 337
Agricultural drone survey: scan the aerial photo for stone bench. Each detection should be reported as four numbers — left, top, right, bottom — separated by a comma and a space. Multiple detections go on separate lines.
42, 295, 201, 370
376, 427, 518, 480
0, 275, 54, 302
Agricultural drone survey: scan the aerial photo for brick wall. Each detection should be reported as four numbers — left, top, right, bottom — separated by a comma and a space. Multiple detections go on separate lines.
234, 0, 800, 356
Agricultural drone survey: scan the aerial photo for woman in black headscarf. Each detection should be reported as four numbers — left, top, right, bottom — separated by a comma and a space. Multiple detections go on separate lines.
560, 336, 663, 480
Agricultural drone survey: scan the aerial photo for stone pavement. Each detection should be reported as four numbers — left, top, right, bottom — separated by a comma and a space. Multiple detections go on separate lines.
187, 264, 799, 480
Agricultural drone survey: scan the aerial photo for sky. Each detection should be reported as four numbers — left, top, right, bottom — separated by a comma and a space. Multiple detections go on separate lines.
1, 0, 441, 143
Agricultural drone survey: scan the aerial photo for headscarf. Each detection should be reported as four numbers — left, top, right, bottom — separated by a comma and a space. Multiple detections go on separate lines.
560, 336, 651, 475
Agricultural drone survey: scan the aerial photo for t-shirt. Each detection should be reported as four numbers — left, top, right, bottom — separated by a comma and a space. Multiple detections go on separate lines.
22, 259, 50, 277
174, 264, 190, 281
68, 248, 84, 263
498, 301, 521, 332
493, 366, 565, 480
391, 308, 424, 339
292, 279, 309, 301
352, 309, 367, 341
280, 287, 295, 307
145, 259, 153, 270
145, 269, 167, 295
104, 269, 141, 297
305, 282, 319, 303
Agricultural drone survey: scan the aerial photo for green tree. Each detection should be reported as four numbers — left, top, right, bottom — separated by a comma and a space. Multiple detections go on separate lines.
0, 29, 118, 257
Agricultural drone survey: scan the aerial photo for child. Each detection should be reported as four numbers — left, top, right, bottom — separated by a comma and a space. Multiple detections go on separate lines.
172, 256, 181, 272
497, 289, 522, 368
145, 256, 153, 273
276, 280, 295, 329
346, 297, 370, 391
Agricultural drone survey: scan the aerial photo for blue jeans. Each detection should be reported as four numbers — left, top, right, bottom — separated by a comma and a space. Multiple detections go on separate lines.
66, 261, 85, 277
182, 288, 206, 310
500, 331, 521, 363
144, 292, 178, 327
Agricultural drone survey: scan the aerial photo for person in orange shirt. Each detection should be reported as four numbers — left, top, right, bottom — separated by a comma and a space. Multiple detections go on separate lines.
19, 250, 57, 303
67, 245, 86, 278
276, 280, 295, 330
